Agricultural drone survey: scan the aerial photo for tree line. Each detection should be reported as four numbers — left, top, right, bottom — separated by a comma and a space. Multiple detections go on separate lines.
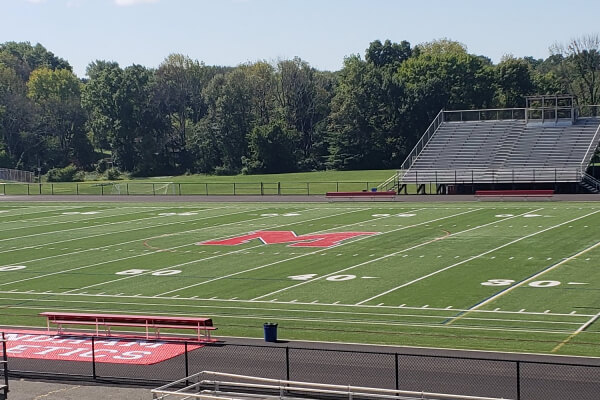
0, 36, 599, 177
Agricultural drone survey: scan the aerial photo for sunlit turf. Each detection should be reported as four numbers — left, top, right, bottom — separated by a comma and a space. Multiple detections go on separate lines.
1, 200, 600, 356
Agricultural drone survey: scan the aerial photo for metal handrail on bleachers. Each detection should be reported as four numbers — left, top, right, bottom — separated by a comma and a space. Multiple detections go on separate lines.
400, 109, 445, 171
401, 167, 586, 184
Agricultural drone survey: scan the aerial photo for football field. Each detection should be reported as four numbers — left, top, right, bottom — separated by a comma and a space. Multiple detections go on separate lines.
1, 200, 600, 356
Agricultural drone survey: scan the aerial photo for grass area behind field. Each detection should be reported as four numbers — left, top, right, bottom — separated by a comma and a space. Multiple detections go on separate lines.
2, 169, 399, 196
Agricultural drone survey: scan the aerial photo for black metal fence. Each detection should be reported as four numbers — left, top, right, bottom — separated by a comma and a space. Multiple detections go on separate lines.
4, 335, 600, 400
0, 181, 385, 196
0, 333, 7, 400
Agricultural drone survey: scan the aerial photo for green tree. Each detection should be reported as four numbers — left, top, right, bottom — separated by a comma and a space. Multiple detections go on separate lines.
0, 42, 70, 81
27, 67, 93, 167
243, 122, 300, 173
366, 39, 412, 67
0, 64, 32, 167
155, 54, 216, 170
275, 58, 334, 169
551, 34, 600, 106
196, 69, 253, 173
82, 61, 123, 152
494, 56, 535, 107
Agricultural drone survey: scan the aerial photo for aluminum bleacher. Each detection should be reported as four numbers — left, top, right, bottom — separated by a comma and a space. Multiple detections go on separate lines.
396, 96, 600, 191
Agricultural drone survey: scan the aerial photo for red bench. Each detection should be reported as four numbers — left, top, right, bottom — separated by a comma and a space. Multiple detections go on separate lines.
326, 191, 396, 201
40, 312, 217, 341
475, 190, 554, 199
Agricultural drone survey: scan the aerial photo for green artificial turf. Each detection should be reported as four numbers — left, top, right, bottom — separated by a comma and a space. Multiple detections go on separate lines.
1, 201, 599, 356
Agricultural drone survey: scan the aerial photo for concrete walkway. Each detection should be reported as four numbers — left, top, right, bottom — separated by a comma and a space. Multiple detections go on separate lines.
7, 379, 151, 400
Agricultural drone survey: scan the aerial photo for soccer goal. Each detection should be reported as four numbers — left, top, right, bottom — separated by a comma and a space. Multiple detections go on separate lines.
110, 182, 178, 195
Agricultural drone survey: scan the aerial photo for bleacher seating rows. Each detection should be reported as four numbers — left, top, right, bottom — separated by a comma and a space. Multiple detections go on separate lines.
402, 118, 600, 183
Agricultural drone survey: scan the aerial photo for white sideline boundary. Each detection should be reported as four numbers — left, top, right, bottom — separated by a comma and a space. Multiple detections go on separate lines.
1, 295, 592, 318
0, 302, 582, 337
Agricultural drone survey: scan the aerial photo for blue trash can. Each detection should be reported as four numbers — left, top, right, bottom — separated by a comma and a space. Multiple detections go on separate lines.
263, 322, 278, 342
371, 188, 377, 192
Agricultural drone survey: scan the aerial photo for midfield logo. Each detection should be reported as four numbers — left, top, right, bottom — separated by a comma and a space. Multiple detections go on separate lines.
197, 230, 378, 248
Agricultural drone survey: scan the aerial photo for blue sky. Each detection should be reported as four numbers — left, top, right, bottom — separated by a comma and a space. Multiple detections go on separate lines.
2, 0, 600, 77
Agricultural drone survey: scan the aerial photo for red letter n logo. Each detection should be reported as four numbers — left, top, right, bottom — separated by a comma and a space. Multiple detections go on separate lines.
197, 231, 378, 248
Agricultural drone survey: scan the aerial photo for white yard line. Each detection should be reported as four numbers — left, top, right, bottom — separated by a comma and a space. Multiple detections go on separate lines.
0, 205, 90, 220
552, 312, 600, 352
0, 205, 264, 256
456, 238, 600, 314
153, 207, 440, 297
0, 205, 234, 243
58, 208, 367, 294
0, 205, 342, 287
355, 209, 600, 305
252, 208, 540, 302
0, 205, 171, 232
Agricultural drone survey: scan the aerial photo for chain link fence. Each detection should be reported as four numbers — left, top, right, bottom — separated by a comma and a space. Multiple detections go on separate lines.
4, 335, 600, 400
0, 168, 34, 183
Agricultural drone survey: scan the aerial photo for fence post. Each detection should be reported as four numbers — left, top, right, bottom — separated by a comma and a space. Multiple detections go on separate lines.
92, 336, 97, 380
205, 183, 208, 195
178, 183, 181, 196
278, 182, 281, 195
395, 354, 399, 391
516, 361, 521, 400
76, 183, 79, 195
152, 183, 156, 196
286, 347, 290, 381
260, 182, 264, 196
2, 332, 8, 394
27, 184, 30, 196
184, 341, 189, 385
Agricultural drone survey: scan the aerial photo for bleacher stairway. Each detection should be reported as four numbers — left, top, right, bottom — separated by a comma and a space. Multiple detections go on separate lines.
396, 107, 600, 193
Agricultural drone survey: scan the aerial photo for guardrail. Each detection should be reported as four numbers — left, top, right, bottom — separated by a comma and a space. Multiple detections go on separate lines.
443, 108, 526, 123
152, 371, 512, 400
401, 167, 587, 185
